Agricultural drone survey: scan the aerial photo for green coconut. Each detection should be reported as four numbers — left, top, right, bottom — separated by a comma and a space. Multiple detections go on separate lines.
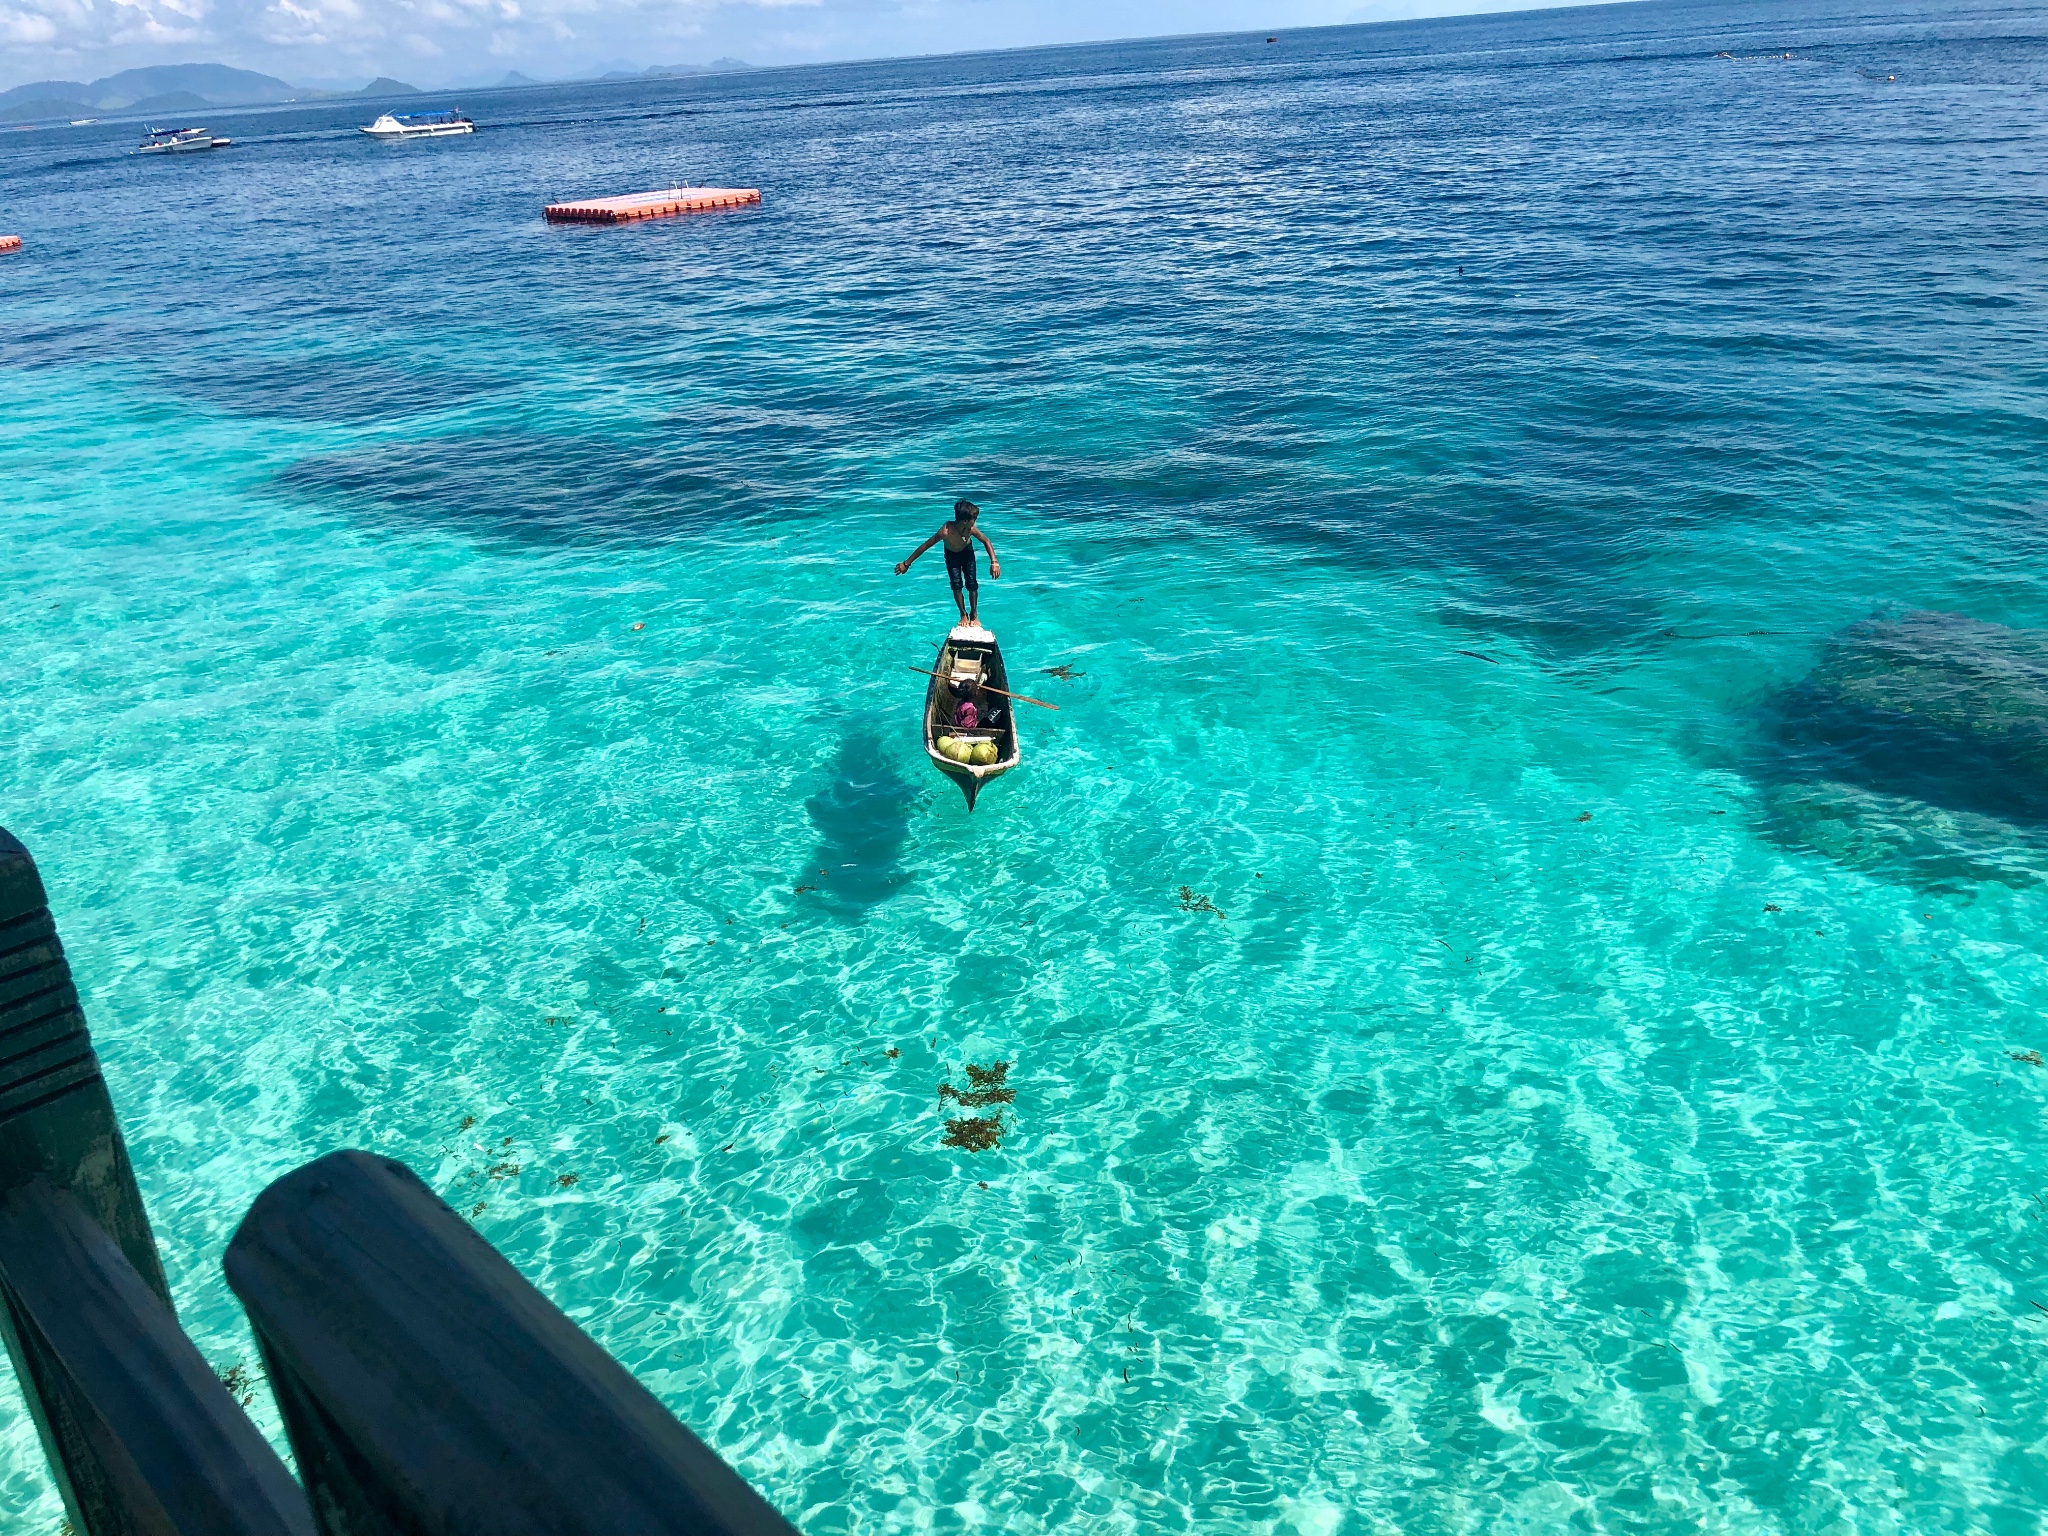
971, 740, 999, 766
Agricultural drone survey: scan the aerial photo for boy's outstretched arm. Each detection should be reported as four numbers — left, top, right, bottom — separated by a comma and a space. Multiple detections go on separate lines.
972, 525, 1001, 579
895, 529, 944, 576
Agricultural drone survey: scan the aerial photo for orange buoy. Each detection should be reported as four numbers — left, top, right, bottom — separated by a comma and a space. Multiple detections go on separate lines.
543, 187, 761, 224
0, 235, 20, 254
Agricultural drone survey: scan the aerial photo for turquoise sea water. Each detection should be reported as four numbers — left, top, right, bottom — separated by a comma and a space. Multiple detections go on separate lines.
5, 0, 2048, 1528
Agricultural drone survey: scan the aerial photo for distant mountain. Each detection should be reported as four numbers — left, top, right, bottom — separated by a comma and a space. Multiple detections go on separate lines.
0, 62, 304, 121
461, 60, 752, 93
0, 57, 753, 123
0, 81, 92, 121
83, 64, 296, 108
0, 79, 86, 106
128, 91, 215, 114
590, 58, 755, 83
0, 94, 93, 123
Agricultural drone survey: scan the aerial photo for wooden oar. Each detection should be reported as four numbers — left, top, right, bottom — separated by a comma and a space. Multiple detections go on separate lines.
908, 666, 1061, 711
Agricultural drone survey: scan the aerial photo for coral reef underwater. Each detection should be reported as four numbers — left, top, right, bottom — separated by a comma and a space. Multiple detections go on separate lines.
1755, 611, 2048, 891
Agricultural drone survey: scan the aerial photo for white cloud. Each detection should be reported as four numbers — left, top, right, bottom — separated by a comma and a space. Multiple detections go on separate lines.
0, 12, 60, 43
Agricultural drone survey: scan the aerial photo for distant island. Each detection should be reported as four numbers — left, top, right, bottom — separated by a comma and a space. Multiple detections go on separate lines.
0, 63, 305, 123
602, 59, 752, 81
0, 57, 753, 123
502, 60, 752, 88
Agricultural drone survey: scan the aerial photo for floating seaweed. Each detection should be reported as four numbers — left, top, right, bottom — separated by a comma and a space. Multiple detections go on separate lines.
1177, 886, 1224, 917
940, 1060, 1014, 1151
216, 1361, 257, 1409
941, 1060, 1015, 1109
943, 1115, 1005, 1152
2012, 1050, 2043, 1067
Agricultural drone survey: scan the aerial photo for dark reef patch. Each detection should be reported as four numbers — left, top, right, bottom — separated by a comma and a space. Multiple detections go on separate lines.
273, 432, 776, 545
176, 352, 508, 423
1761, 612, 2048, 825
1751, 611, 2048, 889
977, 433, 1703, 663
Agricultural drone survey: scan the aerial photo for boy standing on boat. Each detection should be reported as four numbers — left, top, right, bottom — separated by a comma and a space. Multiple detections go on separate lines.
896, 500, 1000, 627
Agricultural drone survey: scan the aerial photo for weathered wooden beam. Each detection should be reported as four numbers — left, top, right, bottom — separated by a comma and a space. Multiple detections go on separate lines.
226, 1151, 806, 1536
0, 829, 168, 1304
0, 830, 315, 1533
0, 1178, 313, 1536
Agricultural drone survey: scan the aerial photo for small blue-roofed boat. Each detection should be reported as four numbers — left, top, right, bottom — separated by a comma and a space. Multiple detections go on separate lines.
361, 111, 474, 140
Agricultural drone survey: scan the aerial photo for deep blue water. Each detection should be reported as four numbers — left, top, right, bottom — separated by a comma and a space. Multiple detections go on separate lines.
5, 1, 2048, 1529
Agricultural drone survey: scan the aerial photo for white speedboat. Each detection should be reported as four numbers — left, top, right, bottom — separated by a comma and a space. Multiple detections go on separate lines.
360, 111, 474, 140
138, 126, 229, 153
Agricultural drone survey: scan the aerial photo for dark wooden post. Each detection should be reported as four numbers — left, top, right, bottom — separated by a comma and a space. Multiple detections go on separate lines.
0, 829, 313, 1536
226, 1150, 806, 1536
0, 829, 168, 1301
0, 1179, 314, 1536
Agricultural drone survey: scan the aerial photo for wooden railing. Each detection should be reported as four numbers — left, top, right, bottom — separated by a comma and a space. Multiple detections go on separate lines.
0, 828, 802, 1536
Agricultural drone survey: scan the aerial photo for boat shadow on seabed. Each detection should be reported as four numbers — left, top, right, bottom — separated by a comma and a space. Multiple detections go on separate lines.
803, 730, 918, 918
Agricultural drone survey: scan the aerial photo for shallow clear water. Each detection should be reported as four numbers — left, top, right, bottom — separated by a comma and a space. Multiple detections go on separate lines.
5, 1, 2048, 1528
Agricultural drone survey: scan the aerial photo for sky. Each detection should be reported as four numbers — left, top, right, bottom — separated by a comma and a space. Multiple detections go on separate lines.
0, 0, 1567, 92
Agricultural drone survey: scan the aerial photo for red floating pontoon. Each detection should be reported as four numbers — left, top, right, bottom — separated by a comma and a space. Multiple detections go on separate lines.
0, 235, 20, 254
543, 186, 761, 224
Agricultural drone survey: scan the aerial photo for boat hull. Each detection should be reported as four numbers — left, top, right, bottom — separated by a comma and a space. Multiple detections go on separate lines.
923, 625, 1021, 811
138, 133, 221, 153
361, 113, 475, 140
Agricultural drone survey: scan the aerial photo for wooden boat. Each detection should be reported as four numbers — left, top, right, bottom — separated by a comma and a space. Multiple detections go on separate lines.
923, 624, 1021, 811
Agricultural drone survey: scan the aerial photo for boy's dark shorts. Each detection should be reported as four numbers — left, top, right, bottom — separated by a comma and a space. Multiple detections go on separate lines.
945, 546, 978, 597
